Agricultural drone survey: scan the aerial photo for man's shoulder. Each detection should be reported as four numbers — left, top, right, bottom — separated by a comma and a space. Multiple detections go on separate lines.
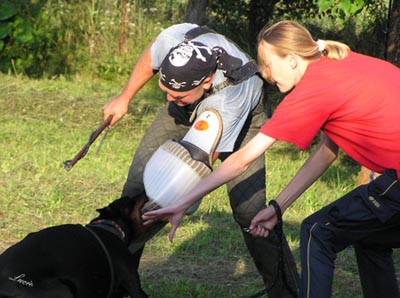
162, 23, 199, 35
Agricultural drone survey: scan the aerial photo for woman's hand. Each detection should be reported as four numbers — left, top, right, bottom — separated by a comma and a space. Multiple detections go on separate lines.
142, 206, 186, 243
248, 205, 278, 238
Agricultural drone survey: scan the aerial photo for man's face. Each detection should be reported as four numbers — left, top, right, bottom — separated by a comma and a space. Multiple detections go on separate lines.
158, 80, 207, 106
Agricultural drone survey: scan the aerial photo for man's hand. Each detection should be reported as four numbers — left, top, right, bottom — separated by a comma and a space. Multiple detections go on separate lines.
103, 95, 130, 128
142, 206, 185, 243
248, 205, 278, 238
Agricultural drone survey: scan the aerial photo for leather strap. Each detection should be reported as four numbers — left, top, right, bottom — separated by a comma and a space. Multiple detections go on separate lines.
84, 225, 115, 298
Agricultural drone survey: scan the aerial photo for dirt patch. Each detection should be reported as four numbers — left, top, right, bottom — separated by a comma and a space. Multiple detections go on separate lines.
140, 253, 263, 288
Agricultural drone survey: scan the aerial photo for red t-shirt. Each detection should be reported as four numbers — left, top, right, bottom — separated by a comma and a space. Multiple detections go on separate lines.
260, 52, 400, 178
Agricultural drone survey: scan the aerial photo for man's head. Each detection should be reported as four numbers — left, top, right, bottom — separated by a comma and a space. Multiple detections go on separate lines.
159, 40, 218, 106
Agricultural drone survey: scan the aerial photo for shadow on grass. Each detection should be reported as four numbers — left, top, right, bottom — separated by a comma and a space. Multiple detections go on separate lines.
140, 208, 301, 297
140, 207, 400, 298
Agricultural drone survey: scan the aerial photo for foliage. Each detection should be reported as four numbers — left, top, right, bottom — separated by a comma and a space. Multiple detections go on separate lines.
317, 0, 366, 17
0, 0, 186, 79
0, 0, 55, 76
275, 0, 320, 20
0, 1, 17, 51
316, 0, 387, 28
205, 0, 388, 60
307, 0, 388, 58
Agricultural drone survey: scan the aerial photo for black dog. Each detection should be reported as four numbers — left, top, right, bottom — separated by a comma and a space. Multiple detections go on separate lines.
0, 194, 153, 298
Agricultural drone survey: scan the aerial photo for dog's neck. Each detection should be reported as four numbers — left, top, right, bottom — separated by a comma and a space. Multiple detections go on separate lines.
89, 219, 127, 243
90, 194, 150, 246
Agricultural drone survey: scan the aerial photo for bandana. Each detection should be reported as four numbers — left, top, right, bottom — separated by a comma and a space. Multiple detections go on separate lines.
159, 38, 259, 92
159, 40, 218, 91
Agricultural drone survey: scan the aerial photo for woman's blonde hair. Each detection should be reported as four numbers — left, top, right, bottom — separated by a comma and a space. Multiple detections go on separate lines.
257, 20, 350, 66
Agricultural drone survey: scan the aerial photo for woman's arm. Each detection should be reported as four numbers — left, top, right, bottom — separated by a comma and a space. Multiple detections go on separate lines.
249, 133, 339, 237
277, 133, 339, 212
142, 133, 276, 241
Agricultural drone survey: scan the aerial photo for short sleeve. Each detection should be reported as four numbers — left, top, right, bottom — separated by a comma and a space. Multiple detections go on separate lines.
198, 75, 263, 152
150, 23, 198, 69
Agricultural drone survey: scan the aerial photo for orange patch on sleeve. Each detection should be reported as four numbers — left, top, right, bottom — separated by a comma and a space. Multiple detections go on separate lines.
194, 120, 209, 131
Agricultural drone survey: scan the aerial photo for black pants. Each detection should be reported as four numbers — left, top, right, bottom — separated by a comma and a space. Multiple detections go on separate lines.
300, 170, 400, 298
123, 99, 299, 298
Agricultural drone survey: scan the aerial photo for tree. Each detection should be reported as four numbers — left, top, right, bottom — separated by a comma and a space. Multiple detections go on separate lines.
0, 2, 17, 51
185, 0, 208, 25
248, 0, 280, 50
386, 0, 400, 66
119, 0, 128, 55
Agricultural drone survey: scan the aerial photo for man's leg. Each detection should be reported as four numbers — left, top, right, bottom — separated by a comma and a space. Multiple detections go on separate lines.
221, 100, 299, 298
122, 104, 189, 199
122, 104, 190, 256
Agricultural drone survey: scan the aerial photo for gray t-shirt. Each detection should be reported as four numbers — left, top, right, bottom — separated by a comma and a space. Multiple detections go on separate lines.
151, 23, 263, 152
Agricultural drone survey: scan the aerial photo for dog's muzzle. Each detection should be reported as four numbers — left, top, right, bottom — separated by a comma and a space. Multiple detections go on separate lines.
143, 109, 222, 214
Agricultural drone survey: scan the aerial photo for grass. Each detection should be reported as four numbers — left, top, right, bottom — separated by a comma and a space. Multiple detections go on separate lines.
0, 73, 398, 297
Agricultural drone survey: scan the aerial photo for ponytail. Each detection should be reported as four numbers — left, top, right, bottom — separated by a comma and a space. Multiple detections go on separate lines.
318, 39, 350, 60
257, 21, 350, 61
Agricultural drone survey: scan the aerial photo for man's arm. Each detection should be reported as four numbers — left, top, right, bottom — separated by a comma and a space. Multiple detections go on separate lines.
103, 40, 157, 127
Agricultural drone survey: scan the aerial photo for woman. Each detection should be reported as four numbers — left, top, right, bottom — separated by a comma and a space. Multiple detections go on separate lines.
143, 20, 400, 298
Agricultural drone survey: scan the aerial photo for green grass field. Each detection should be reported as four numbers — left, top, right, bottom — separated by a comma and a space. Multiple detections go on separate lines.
0, 73, 398, 297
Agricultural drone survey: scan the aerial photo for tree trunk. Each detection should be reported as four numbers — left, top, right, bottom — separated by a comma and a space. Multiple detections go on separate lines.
119, 0, 128, 55
386, 0, 400, 66
185, 0, 208, 25
248, 0, 279, 49
358, 0, 399, 185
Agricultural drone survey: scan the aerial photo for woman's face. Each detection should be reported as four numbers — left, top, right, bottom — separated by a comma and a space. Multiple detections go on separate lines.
258, 42, 301, 93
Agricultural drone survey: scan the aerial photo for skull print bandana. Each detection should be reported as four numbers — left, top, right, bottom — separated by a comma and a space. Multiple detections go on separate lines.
159, 40, 218, 92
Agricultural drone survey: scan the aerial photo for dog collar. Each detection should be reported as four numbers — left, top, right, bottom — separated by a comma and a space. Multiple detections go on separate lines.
89, 219, 126, 242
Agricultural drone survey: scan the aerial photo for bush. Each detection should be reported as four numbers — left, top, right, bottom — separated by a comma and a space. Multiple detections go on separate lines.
0, 0, 186, 79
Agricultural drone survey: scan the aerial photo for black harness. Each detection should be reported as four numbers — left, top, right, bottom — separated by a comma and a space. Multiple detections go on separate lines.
84, 225, 115, 298
84, 219, 127, 298
184, 25, 259, 86
169, 25, 261, 126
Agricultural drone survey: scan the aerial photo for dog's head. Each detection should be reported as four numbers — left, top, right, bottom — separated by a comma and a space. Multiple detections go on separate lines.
92, 193, 153, 245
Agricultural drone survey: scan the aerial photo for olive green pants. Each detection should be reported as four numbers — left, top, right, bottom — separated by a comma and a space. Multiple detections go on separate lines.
123, 99, 299, 297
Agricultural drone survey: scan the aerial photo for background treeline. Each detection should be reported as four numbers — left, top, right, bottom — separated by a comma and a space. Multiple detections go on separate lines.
0, 0, 391, 82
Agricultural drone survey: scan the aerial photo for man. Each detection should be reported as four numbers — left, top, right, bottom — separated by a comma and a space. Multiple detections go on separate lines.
104, 23, 299, 297
104, 24, 298, 297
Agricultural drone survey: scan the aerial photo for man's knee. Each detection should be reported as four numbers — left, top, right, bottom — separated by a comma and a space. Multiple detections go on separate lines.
231, 197, 266, 227
122, 180, 144, 199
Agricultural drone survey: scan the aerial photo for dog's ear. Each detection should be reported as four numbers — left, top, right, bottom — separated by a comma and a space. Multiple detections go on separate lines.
108, 196, 136, 210
93, 195, 145, 221
92, 197, 130, 220
95, 206, 113, 219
